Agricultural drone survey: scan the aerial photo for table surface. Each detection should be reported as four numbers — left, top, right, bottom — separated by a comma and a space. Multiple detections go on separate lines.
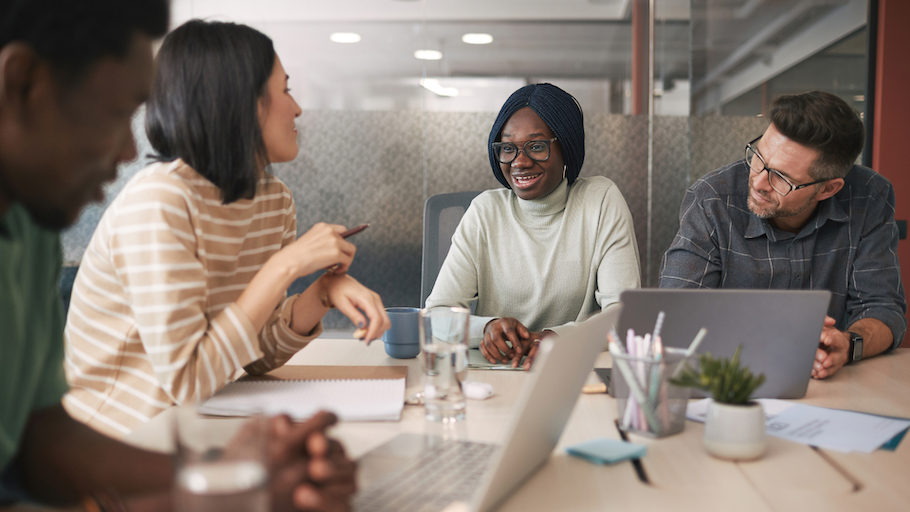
125, 339, 910, 512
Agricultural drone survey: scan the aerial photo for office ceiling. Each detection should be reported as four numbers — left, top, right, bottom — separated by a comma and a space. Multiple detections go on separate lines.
168, 0, 863, 112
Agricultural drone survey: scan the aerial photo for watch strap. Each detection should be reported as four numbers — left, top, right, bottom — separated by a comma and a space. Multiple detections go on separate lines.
847, 331, 863, 364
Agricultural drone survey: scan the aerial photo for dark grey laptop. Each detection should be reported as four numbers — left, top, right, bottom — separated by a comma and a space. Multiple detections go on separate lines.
617, 289, 831, 399
353, 308, 619, 512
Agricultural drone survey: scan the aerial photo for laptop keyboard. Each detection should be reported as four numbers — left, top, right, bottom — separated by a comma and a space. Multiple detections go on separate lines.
353, 439, 498, 512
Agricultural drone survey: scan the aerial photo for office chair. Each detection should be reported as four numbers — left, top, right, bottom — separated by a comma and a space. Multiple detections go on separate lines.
420, 190, 482, 307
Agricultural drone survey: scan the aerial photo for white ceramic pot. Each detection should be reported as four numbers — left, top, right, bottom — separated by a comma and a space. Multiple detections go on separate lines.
703, 400, 766, 461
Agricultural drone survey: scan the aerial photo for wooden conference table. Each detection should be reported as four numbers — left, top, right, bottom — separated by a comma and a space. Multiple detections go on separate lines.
125, 338, 910, 512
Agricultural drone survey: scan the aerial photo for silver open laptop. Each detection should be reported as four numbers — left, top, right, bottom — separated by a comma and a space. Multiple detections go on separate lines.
353, 307, 619, 512
617, 289, 831, 399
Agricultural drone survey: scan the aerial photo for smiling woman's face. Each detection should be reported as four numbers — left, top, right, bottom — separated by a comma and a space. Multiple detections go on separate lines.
258, 55, 302, 165
499, 107, 564, 201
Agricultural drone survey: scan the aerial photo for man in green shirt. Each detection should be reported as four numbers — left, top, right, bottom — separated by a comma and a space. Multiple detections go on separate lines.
0, 1, 355, 510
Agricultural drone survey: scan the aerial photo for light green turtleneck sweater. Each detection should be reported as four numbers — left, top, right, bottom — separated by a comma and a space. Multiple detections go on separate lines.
426, 176, 641, 347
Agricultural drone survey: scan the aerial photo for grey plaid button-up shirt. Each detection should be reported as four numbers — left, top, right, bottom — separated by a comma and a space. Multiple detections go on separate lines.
659, 161, 906, 349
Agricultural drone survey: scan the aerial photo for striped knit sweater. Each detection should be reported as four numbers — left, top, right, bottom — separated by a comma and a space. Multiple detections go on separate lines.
63, 159, 321, 438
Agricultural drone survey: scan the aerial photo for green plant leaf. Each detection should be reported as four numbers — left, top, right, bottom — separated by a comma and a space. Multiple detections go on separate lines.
668, 344, 766, 404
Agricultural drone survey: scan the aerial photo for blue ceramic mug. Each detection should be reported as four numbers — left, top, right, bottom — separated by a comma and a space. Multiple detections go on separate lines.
382, 307, 421, 359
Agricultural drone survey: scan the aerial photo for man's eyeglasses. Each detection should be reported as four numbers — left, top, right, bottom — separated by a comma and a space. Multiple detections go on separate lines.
492, 138, 558, 164
745, 135, 828, 196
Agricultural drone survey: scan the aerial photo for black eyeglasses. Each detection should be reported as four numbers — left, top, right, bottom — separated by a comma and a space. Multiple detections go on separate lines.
492, 138, 558, 164
745, 135, 828, 196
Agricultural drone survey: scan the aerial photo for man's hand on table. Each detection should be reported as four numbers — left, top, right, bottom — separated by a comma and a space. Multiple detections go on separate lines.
268, 411, 357, 512
813, 316, 849, 379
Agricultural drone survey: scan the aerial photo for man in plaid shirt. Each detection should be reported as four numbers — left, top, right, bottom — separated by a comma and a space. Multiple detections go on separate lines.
660, 90, 906, 380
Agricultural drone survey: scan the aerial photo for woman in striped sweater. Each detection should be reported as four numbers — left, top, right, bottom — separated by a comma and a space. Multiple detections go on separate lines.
63, 20, 390, 438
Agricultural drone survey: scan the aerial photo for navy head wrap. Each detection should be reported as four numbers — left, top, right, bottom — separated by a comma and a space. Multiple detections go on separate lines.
487, 83, 585, 189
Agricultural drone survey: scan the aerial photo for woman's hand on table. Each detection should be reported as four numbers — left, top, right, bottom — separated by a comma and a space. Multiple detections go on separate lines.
481, 318, 548, 369
268, 411, 357, 512
322, 273, 390, 344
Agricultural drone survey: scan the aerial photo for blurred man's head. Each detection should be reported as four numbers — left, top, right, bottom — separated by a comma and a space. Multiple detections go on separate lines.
0, 0, 169, 230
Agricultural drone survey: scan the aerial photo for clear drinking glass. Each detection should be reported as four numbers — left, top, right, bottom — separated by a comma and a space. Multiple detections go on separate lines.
173, 408, 269, 512
419, 307, 469, 423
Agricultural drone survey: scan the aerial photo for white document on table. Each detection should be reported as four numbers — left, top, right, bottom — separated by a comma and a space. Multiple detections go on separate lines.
199, 378, 406, 422
686, 399, 910, 453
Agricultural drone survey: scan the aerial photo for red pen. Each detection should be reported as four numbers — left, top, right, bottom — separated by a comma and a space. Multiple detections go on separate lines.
340, 223, 369, 239
326, 224, 369, 274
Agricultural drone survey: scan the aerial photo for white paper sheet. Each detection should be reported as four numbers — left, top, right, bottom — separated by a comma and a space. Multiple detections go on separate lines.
199, 378, 406, 422
686, 399, 910, 453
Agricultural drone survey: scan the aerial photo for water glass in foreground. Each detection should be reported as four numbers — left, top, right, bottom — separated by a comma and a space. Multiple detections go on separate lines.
173, 408, 269, 512
420, 307, 469, 423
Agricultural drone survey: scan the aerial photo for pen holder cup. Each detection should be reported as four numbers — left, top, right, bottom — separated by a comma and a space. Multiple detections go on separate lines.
612, 348, 692, 438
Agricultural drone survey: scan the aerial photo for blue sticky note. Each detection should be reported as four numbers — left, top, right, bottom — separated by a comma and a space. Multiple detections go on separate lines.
565, 438, 646, 465
880, 426, 908, 452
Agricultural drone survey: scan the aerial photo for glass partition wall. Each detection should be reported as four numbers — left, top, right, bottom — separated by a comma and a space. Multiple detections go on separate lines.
60, 0, 869, 328
690, 0, 869, 182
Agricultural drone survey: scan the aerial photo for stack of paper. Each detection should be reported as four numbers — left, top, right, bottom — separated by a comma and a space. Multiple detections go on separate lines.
686, 399, 910, 453
199, 366, 407, 422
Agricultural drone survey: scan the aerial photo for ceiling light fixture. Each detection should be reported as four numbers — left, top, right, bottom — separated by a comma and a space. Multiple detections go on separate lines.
462, 33, 493, 45
420, 78, 458, 97
414, 49, 443, 60
330, 32, 361, 44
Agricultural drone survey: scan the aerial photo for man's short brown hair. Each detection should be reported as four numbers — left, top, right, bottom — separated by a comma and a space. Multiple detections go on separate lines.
769, 90, 864, 180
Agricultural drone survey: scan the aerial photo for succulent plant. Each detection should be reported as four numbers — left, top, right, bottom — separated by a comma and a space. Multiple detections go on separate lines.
670, 345, 765, 405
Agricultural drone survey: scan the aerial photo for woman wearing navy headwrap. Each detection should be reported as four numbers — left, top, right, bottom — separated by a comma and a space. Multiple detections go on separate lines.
426, 83, 641, 369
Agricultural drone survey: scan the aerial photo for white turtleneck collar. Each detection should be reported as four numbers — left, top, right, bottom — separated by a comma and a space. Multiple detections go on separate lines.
511, 178, 570, 226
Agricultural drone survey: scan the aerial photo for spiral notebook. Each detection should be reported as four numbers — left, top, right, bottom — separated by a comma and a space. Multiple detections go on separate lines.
199, 366, 407, 422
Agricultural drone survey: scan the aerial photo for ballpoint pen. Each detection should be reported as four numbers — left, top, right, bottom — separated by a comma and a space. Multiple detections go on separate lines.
340, 223, 370, 239
329, 223, 371, 277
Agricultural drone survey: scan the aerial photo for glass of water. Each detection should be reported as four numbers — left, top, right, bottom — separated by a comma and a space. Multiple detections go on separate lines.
419, 307, 469, 423
173, 408, 269, 512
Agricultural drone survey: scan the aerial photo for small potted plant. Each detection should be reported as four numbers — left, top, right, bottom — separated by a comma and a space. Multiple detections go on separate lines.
671, 345, 767, 460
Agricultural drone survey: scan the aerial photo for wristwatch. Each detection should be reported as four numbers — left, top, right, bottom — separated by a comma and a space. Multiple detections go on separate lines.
847, 331, 864, 364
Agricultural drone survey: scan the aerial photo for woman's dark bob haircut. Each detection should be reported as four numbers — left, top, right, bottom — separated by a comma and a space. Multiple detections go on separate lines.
488, 83, 585, 189
146, 20, 275, 203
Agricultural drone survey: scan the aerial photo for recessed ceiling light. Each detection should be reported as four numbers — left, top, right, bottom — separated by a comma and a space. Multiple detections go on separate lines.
462, 33, 493, 45
330, 32, 361, 44
414, 49, 443, 60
